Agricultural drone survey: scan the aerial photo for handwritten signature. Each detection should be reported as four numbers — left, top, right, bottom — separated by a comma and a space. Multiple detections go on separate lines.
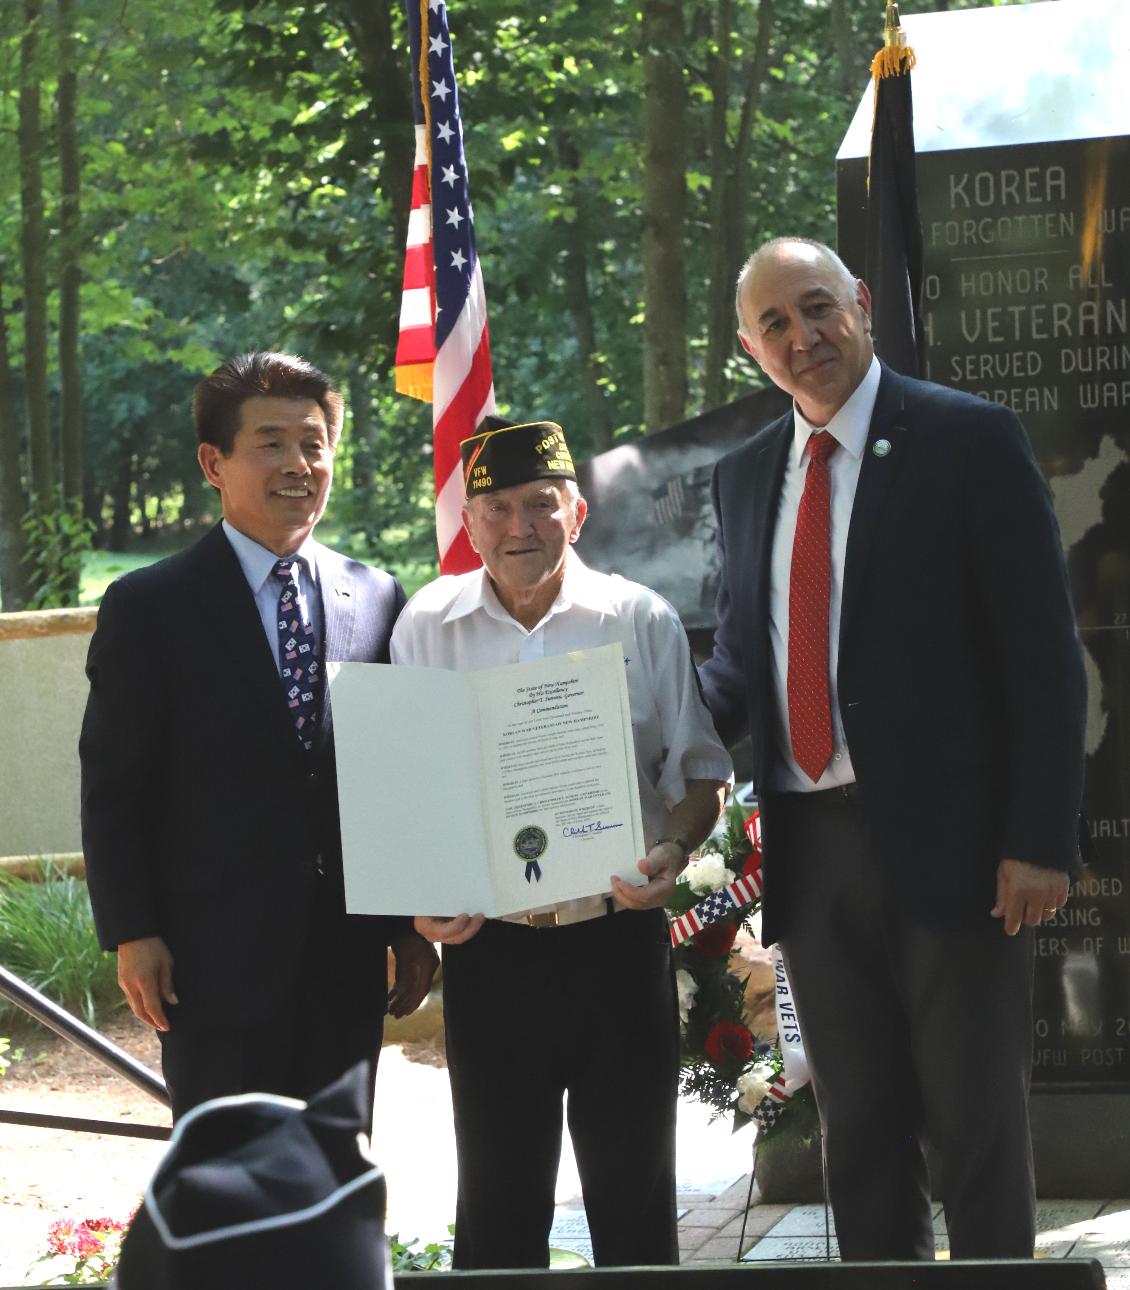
562, 820, 624, 838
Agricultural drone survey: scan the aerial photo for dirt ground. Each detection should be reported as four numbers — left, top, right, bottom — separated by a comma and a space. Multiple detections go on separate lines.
0, 1013, 169, 1285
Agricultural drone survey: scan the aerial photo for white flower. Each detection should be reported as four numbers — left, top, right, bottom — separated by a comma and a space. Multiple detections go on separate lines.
675, 969, 699, 1026
736, 1064, 775, 1115
684, 850, 736, 896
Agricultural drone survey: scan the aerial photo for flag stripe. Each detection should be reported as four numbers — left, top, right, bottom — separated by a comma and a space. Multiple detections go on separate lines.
398, 287, 434, 329
433, 260, 491, 422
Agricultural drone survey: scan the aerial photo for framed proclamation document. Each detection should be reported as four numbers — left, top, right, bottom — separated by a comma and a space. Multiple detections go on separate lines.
332, 643, 646, 917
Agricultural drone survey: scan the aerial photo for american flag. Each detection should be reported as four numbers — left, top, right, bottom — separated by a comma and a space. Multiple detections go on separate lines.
668, 870, 764, 948
651, 475, 685, 526
395, 0, 495, 575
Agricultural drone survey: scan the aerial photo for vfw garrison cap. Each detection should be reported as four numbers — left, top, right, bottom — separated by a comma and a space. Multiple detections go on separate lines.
460, 414, 576, 498
114, 1063, 390, 1290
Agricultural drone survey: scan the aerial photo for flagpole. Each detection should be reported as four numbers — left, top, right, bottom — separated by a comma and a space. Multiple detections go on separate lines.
865, 0, 925, 378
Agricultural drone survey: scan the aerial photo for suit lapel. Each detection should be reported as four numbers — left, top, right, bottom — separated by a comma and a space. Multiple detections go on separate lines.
193, 525, 305, 759
316, 545, 356, 746
747, 415, 792, 643
839, 364, 909, 649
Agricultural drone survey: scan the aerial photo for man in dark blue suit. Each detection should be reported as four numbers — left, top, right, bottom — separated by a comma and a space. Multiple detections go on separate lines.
701, 239, 1087, 1261
81, 351, 437, 1121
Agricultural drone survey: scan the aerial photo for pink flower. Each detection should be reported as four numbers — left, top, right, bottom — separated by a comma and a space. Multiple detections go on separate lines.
46, 1216, 128, 1263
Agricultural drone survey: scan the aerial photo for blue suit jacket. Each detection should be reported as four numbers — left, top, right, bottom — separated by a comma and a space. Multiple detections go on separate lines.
700, 364, 1087, 945
81, 523, 408, 1025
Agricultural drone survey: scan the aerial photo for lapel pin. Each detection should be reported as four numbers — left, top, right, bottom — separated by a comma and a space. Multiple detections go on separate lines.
872, 438, 892, 458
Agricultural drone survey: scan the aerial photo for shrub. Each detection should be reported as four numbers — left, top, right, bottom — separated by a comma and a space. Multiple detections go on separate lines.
0, 865, 121, 1028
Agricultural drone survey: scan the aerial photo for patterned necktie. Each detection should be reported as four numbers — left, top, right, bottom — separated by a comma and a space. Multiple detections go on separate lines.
788, 432, 838, 783
273, 558, 320, 752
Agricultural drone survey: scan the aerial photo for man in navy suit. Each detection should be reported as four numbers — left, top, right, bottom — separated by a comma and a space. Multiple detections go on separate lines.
81, 351, 437, 1121
701, 239, 1087, 1260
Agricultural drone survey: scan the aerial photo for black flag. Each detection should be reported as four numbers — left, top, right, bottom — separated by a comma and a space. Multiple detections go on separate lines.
866, 1, 925, 378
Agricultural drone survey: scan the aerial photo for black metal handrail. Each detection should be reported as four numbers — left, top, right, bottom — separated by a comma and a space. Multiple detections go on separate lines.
0, 962, 171, 1139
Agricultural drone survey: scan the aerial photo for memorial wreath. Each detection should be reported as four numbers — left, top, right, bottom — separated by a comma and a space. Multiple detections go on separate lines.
666, 803, 802, 1135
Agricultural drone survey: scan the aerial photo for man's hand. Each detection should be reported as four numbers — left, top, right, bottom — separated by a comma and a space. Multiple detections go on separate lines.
413, 913, 486, 946
388, 933, 440, 1018
991, 858, 1070, 936
117, 937, 177, 1031
609, 840, 686, 911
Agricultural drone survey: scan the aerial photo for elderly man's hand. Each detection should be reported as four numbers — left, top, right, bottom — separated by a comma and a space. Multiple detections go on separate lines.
387, 932, 440, 1017
609, 840, 686, 911
991, 858, 1070, 936
413, 914, 486, 945
117, 936, 177, 1032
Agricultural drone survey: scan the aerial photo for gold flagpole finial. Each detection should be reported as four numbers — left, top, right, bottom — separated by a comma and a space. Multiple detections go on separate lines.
883, 1, 906, 49
872, 0, 915, 81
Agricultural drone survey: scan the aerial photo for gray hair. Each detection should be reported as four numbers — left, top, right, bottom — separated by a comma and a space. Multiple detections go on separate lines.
735, 238, 858, 339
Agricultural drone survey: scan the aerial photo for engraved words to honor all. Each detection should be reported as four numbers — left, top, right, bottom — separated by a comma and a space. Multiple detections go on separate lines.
920, 156, 1130, 414
839, 130, 1130, 1087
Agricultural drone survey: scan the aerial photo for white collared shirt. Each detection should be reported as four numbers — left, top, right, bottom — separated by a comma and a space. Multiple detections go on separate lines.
767, 355, 881, 792
222, 520, 323, 675
391, 553, 733, 920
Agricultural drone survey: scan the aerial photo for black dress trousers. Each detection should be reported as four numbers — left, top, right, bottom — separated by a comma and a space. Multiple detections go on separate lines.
769, 787, 1036, 1261
441, 908, 679, 1270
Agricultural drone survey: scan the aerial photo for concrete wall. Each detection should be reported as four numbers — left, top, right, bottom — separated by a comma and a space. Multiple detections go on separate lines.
0, 609, 96, 862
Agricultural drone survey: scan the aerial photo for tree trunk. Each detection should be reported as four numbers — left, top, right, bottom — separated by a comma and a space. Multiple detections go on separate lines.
641, 0, 687, 433
703, 0, 774, 407
18, 0, 54, 505
57, 0, 83, 509
830, 0, 855, 100
335, 0, 413, 306
109, 446, 133, 551
556, 132, 614, 454
702, 0, 734, 410
0, 285, 30, 611
349, 366, 374, 491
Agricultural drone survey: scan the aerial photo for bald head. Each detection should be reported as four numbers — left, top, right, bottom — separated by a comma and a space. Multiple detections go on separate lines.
733, 238, 874, 427
735, 239, 858, 342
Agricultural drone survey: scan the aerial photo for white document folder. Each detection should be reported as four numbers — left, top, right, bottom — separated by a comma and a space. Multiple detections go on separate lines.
332, 643, 645, 917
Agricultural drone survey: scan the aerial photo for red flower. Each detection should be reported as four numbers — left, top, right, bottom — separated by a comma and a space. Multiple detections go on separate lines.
691, 921, 738, 958
704, 1021, 754, 1067
47, 1216, 126, 1260
48, 1220, 101, 1259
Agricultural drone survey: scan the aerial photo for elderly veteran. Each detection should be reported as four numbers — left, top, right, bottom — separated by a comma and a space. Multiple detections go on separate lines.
392, 416, 732, 1271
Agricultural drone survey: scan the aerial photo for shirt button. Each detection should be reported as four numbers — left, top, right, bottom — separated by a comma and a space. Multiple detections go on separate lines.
833, 753, 843, 762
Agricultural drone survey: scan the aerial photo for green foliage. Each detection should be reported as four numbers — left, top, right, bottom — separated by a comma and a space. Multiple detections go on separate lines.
21, 492, 95, 609
388, 1229, 589, 1272
389, 1229, 453, 1272
0, 866, 121, 1029
0, 0, 1034, 603
0, 1035, 17, 1077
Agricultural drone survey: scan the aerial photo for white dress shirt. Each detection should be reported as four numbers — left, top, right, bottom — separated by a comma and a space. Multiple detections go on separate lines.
767, 355, 881, 792
391, 552, 734, 920
222, 520, 323, 675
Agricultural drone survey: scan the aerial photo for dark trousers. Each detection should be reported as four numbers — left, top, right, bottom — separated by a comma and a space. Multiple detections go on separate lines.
769, 787, 1036, 1262
441, 908, 679, 1270
159, 888, 385, 1130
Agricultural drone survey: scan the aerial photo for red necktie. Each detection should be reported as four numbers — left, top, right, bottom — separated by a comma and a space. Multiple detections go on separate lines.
788, 432, 838, 782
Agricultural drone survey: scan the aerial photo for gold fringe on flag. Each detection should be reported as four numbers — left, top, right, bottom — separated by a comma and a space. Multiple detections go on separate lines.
395, 361, 434, 401
870, 0, 916, 83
